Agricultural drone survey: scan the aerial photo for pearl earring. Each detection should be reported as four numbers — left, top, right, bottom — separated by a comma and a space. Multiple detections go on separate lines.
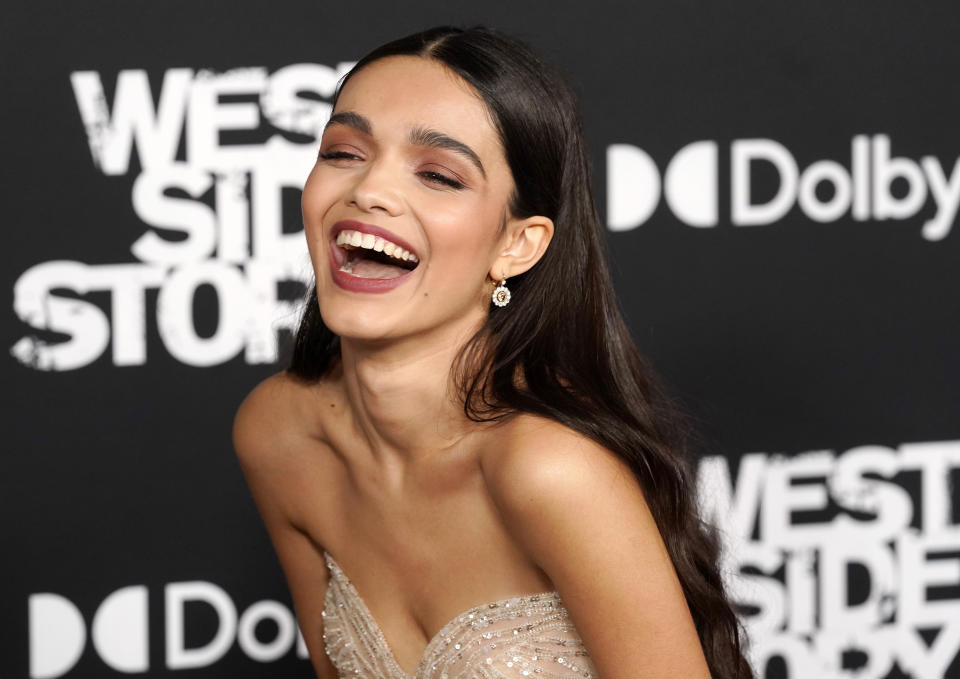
491, 278, 511, 307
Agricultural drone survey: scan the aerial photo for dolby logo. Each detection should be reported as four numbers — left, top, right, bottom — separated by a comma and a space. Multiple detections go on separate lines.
606, 134, 960, 241
28, 582, 307, 677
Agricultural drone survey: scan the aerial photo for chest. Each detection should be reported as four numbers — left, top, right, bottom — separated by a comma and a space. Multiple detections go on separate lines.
287, 447, 564, 675
322, 550, 597, 678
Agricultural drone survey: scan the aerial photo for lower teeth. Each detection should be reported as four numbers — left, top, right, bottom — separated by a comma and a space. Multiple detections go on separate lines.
338, 251, 412, 279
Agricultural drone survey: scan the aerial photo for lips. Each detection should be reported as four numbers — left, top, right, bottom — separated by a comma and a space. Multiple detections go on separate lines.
328, 220, 420, 293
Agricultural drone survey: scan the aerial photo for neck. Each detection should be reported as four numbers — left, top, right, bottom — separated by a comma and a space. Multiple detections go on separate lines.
338, 314, 488, 472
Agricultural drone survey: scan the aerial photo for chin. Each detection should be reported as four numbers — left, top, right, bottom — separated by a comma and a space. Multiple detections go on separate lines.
316, 294, 406, 343
313, 276, 490, 347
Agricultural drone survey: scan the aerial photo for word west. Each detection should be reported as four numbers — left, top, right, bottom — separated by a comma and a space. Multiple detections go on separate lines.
12, 64, 354, 370
697, 440, 960, 678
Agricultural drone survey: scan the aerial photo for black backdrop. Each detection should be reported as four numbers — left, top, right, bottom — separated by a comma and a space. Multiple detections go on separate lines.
5, 2, 959, 678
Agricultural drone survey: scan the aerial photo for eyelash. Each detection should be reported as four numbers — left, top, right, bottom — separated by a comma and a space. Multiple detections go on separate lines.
419, 170, 465, 190
317, 151, 465, 190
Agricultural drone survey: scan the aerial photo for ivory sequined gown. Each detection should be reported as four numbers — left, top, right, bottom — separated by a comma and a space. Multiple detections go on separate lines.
321, 551, 598, 678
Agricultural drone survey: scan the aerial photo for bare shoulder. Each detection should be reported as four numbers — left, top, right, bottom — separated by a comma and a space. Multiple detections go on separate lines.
480, 414, 645, 533
232, 370, 339, 524
233, 370, 337, 460
233, 372, 289, 478
233, 371, 291, 452
479, 414, 711, 678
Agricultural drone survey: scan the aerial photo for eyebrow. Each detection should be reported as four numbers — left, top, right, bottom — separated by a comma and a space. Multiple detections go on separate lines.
324, 111, 372, 135
324, 111, 487, 178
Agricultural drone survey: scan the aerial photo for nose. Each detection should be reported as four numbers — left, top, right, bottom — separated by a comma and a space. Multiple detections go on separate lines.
346, 158, 404, 217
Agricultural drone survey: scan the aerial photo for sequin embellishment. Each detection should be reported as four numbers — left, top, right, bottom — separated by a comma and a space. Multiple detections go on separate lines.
322, 550, 597, 678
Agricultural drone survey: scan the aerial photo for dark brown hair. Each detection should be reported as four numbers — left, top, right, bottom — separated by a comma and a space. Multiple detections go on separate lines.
290, 25, 752, 679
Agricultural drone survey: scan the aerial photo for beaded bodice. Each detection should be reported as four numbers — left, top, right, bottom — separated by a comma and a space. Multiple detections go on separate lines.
321, 550, 597, 678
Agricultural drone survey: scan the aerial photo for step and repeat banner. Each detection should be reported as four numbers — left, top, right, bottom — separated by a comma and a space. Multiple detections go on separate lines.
4, 2, 958, 678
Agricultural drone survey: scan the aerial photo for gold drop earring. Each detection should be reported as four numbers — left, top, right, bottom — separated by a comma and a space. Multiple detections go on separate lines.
491, 278, 511, 307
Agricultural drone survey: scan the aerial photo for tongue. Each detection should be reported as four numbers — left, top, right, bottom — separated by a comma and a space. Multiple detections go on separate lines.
350, 257, 410, 279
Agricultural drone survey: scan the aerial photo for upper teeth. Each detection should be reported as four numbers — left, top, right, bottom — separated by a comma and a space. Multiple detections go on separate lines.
336, 229, 418, 263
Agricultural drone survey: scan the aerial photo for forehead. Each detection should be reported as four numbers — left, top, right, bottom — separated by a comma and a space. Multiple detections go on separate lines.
333, 55, 503, 157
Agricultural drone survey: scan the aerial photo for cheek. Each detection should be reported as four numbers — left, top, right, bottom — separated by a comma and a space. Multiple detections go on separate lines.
430, 209, 497, 260
301, 166, 331, 218
427, 191, 504, 250
422, 215, 501, 292
301, 168, 349, 248
300, 169, 338, 268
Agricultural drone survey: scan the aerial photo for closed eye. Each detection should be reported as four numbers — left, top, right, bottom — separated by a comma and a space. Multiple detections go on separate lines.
318, 150, 361, 161
319, 150, 465, 190
418, 170, 465, 190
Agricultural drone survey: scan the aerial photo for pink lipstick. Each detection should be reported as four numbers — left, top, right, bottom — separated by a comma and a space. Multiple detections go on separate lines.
328, 220, 419, 293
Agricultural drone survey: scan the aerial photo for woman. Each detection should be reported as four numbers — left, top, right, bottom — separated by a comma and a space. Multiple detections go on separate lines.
234, 25, 751, 679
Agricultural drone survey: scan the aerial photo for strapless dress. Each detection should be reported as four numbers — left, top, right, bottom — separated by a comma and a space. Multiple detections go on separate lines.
321, 550, 597, 678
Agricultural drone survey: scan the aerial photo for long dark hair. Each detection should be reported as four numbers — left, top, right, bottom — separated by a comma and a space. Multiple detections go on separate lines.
290, 25, 752, 679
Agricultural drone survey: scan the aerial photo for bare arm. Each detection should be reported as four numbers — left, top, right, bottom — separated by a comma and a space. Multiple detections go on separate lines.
233, 374, 339, 679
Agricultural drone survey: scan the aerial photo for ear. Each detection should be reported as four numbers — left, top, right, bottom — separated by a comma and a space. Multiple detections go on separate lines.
489, 214, 554, 281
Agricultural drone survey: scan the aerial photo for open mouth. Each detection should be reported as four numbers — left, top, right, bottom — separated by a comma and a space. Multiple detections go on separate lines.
334, 229, 419, 279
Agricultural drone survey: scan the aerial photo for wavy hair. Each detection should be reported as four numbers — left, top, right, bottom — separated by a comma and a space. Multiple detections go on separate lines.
289, 25, 752, 679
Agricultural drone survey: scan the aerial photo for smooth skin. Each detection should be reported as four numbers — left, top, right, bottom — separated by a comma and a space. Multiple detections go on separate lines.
233, 55, 711, 679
